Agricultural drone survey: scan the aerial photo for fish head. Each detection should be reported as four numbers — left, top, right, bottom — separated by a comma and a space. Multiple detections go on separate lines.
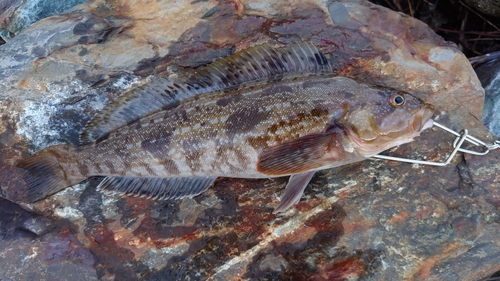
343, 88, 435, 157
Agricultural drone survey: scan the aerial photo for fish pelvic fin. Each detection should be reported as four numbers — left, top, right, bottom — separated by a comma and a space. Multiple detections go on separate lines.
16, 145, 86, 202
273, 171, 316, 214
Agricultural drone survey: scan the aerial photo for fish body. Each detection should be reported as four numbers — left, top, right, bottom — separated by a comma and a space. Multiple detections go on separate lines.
67, 76, 382, 178
18, 43, 434, 212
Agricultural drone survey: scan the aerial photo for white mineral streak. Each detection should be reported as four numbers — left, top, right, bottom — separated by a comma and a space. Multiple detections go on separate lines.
17, 99, 62, 149
209, 195, 340, 279
428, 47, 457, 63
15, 75, 135, 152
101, 193, 121, 219
54, 205, 84, 219
143, 243, 190, 270
51, 183, 91, 245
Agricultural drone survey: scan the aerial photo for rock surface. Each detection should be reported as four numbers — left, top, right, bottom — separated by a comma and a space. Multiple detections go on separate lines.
476, 59, 500, 137
1, 0, 499, 280
463, 0, 500, 17
0, 0, 89, 40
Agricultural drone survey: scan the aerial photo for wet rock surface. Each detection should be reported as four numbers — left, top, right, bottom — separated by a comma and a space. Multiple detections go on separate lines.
1, 0, 499, 280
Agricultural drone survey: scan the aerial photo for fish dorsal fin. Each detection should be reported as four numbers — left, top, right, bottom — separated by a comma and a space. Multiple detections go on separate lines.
80, 77, 207, 143
97, 176, 217, 200
189, 42, 333, 89
81, 42, 332, 143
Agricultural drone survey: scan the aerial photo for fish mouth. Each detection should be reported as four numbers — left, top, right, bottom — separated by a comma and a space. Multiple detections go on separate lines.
411, 104, 435, 132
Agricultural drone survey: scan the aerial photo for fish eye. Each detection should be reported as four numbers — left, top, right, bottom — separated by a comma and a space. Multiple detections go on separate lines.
389, 94, 405, 107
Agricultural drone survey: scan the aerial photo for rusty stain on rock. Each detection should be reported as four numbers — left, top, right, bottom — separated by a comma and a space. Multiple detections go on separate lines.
1, 0, 500, 280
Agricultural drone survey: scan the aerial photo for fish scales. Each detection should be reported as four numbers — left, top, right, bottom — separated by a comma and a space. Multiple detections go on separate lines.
17, 42, 435, 212
75, 76, 353, 179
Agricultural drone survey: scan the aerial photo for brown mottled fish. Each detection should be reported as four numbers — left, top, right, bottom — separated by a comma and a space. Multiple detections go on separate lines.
17, 42, 434, 213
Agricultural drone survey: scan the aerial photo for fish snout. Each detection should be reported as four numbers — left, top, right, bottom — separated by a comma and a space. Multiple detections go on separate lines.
411, 104, 435, 132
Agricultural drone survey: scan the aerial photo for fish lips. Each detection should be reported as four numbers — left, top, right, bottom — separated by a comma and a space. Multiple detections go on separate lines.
411, 104, 435, 132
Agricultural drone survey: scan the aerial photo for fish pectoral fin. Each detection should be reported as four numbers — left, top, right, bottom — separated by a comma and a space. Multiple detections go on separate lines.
97, 176, 217, 200
273, 171, 316, 214
257, 130, 345, 175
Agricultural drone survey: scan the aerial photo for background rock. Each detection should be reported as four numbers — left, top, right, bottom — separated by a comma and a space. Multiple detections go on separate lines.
0, 0, 89, 41
476, 59, 500, 137
1, 0, 499, 280
463, 0, 500, 17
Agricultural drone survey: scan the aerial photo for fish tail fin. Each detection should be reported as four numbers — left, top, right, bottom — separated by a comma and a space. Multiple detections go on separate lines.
17, 144, 86, 202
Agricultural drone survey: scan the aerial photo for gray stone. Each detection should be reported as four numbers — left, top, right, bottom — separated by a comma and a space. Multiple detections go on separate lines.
1, 0, 499, 280
476, 59, 500, 137
0, 0, 89, 40
463, 0, 500, 17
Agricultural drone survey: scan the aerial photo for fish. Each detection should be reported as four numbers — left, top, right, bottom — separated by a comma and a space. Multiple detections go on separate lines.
17, 42, 435, 213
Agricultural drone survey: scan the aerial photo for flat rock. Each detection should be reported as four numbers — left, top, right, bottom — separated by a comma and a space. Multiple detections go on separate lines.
1, 0, 499, 280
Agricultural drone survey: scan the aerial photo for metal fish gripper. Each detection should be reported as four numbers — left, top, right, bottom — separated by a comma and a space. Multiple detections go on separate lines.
372, 121, 500, 166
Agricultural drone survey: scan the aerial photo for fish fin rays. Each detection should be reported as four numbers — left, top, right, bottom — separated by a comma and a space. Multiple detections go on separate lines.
257, 130, 345, 175
96, 176, 217, 200
189, 42, 333, 90
16, 144, 86, 202
80, 77, 207, 143
81, 42, 332, 143
273, 171, 316, 213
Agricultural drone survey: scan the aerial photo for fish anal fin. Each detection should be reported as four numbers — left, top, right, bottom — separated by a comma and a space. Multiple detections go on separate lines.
257, 130, 347, 176
97, 176, 217, 200
273, 171, 316, 214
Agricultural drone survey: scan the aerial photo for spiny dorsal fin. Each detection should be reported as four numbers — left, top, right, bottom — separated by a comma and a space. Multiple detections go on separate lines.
81, 42, 332, 143
97, 176, 217, 200
80, 77, 207, 143
189, 42, 333, 89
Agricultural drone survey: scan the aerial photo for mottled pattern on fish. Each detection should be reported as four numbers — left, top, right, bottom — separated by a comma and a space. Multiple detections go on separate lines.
70, 76, 362, 179
17, 42, 434, 211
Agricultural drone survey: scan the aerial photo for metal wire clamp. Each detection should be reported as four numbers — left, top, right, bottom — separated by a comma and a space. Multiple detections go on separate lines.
371, 121, 500, 166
